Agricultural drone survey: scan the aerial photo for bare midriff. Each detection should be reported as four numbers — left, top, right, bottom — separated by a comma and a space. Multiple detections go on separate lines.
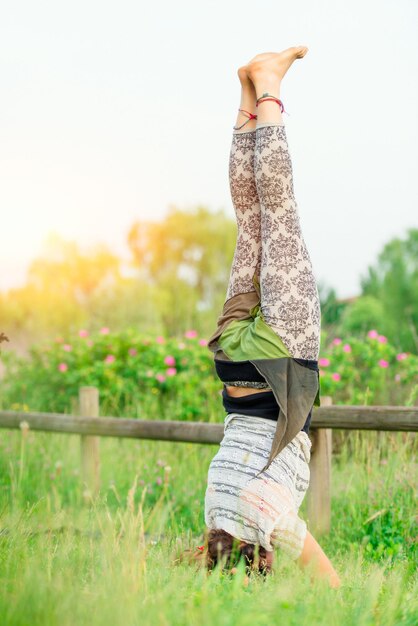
225, 385, 272, 398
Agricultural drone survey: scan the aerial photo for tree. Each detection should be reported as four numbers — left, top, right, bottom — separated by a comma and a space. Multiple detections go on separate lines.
317, 281, 348, 328
27, 232, 121, 304
360, 228, 418, 352
0, 232, 124, 347
127, 205, 237, 335
339, 295, 386, 336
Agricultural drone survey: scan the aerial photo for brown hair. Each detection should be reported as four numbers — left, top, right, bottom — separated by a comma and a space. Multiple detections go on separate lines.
205, 528, 271, 577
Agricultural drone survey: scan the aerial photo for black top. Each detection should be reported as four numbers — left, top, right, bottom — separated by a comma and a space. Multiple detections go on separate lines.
215, 357, 319, 380
214, 357, 319, 434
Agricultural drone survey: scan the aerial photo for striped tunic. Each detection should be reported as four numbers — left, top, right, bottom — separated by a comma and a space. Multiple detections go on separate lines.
204, 412, 311, 560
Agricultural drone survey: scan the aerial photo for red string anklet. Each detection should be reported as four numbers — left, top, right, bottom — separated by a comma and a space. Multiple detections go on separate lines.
233, 108, 258, 131
256, 93, 287, 115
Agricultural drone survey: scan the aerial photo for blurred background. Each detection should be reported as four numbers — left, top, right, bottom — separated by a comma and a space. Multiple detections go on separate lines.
1, 5, 417, 618
1, 0, 417, 357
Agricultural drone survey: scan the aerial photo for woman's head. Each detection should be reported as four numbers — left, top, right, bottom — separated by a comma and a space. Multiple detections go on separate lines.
206, 528, 272, 577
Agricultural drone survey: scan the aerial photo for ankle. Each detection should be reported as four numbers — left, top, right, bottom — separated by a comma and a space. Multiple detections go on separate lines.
250, 72, 281, 97
239, 76, 256, 94
239, 87, 257, 114
233, 108, 257, 132
255, 83, 281, 101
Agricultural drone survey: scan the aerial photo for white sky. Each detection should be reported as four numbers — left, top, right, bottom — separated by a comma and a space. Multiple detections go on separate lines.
1, 0, 417, 298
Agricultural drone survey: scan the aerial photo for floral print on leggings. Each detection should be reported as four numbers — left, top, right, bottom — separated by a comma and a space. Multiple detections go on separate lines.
226, 130, 262, 301
227, 123, 321, 361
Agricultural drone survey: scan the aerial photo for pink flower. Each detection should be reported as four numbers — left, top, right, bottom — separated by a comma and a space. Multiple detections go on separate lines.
78, 329, 89, 338
164, 355, 176, 366
166, 367, 177, 376
156, 336, 165, 344
185, 330, 198, 339
394, 374, 401, 382
396, 352, 408, 361
319, 357, 330, 367
128, 348, 138, 356
178, 342, 186, 349
156, 373, 166, 383
331, 372, 341, 382
62, 344, 72, 351
156, 477, 163, 486
199, 339, 208, 346
58, 362, 68, 372
105, 354, 115, 364
100, 327, 110, 335
377, 335, 387, 344
378, 359, 389, 368
332, 338, 342, 346
343, 344, 351, 353
368, 330, 378, 339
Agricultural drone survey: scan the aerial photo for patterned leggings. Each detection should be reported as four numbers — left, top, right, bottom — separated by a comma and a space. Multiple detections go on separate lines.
226, 123, 321, 361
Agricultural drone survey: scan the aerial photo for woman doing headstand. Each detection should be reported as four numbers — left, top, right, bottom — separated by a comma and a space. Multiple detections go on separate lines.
202, 47, 341, 588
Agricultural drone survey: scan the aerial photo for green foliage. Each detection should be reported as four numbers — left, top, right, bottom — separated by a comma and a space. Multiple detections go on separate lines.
127, 205, 237, 335
2, 216, 418, 355
0, 328, 221, 421
0, 329, 417, 625
318, 330, 418, 405
339, 295, 386, 337
27, 232, 122, 298
1, 328, 417, 420
127, 205, 236, 292
0, 206, 238, 342
360, 228, 418, 353
0, 425, 416, 625
317, 281, 348, 328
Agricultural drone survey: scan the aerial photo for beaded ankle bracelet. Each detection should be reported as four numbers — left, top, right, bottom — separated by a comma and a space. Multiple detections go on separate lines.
256, 92, 287, 114
233, 108, 258, 131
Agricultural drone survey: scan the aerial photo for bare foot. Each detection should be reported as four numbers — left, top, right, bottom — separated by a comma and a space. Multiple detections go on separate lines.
246, 46, 308, 87
237, 52, 276, 85
246, 51, 284, 65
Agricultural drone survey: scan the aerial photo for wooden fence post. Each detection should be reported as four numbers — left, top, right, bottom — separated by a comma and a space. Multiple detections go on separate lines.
307, 395, 332, 536
79, 386, 100, 499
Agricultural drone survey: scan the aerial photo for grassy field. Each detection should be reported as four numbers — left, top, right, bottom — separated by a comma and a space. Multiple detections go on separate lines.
0, 423, 417, 626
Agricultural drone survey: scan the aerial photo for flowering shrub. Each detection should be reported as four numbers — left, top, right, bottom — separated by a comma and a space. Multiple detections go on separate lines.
319, 330, 418, 405
0, 327, 220, 420
1, 327, 417, 418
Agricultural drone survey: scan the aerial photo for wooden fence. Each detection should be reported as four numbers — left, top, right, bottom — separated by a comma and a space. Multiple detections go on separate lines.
1, 386, 417, 536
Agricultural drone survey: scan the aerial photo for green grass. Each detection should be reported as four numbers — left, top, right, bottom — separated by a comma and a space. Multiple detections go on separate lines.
0, 426, 417, 626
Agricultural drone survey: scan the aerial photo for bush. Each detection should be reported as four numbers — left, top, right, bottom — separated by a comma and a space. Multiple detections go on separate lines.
1, 326, 417, 418
0, 327, 220, 421
318, 329, 418, 405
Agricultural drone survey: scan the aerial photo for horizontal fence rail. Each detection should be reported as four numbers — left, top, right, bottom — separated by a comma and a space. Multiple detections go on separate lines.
0, 410, 225, 443
0, 387, 417, 538
1, 405, 417, 441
